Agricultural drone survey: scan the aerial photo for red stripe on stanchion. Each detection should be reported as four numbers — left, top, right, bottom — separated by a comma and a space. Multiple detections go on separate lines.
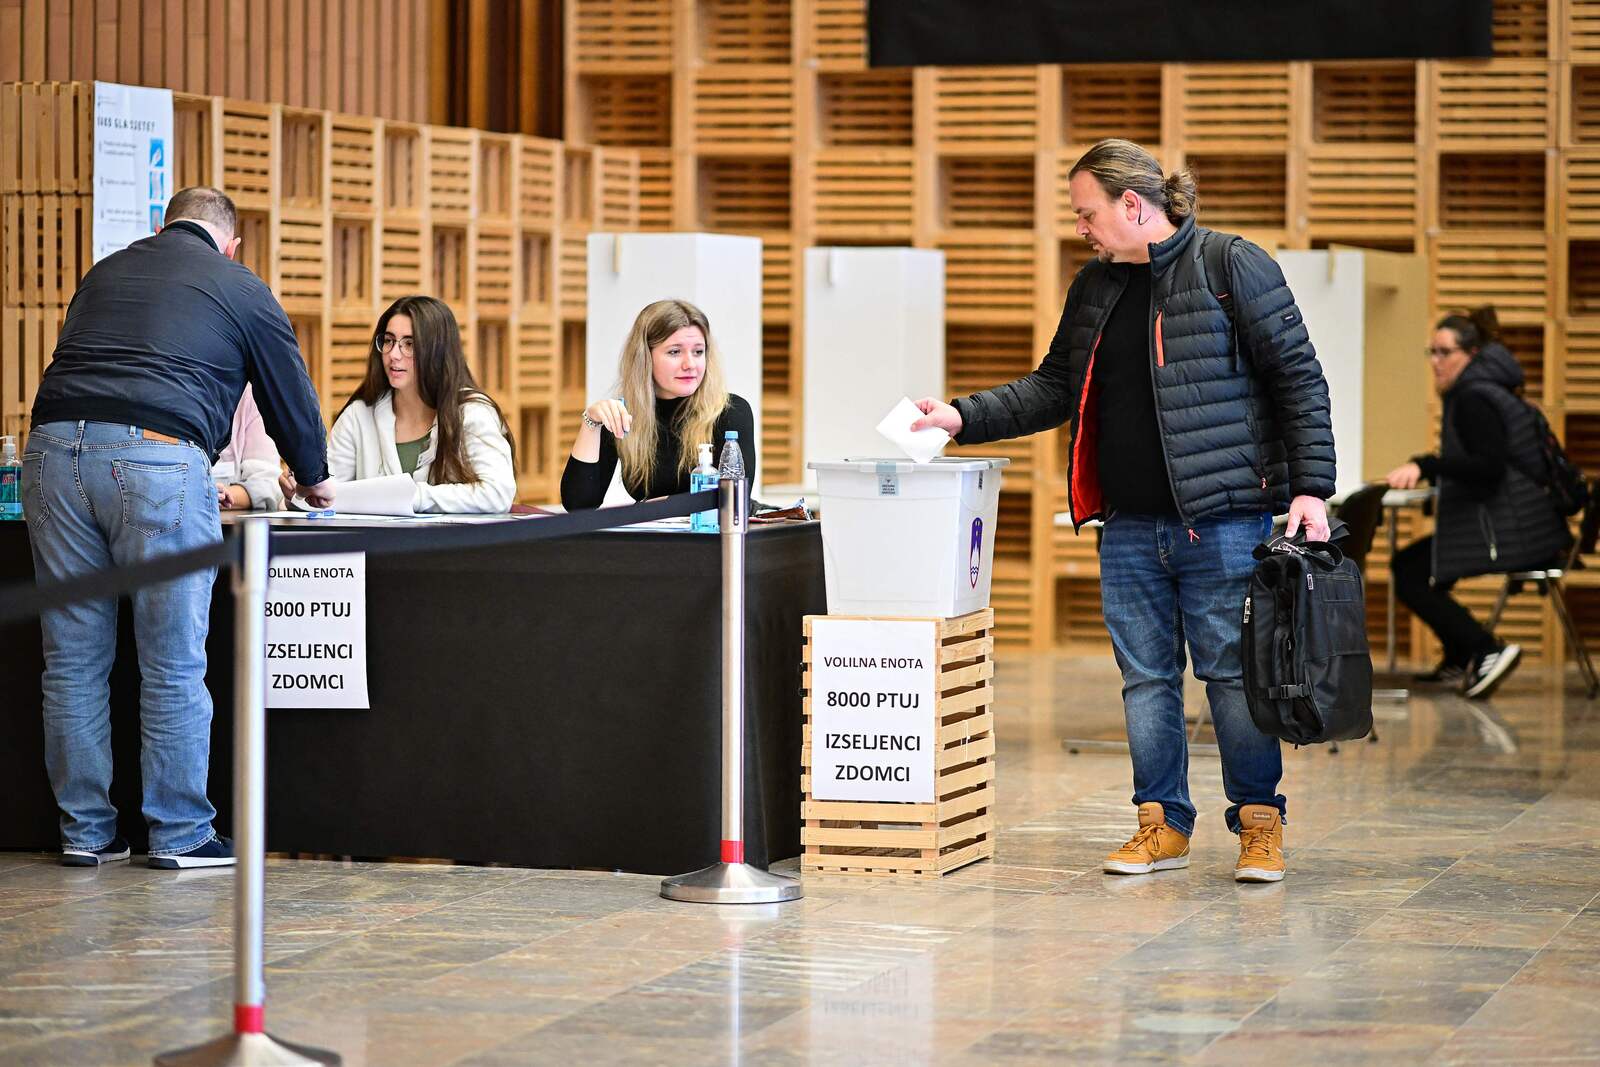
235, 1004, 264, 1034
720, 839, 744, 864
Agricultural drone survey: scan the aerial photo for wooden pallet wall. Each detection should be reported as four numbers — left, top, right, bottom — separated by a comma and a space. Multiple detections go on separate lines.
0, 0, 432, 123
0, 80, 638, 505
560, 0, 1600, 663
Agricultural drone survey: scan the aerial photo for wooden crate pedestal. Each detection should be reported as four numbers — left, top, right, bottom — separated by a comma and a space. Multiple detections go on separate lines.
801, 608, 996, 878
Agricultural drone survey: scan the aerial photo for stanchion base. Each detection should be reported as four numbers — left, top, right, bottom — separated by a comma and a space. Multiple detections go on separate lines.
154, 1032, 341, 1066
660, 861, 803, 904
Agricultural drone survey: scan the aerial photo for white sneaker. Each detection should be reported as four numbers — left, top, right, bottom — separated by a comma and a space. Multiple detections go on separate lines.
1464, 644, 1521, 699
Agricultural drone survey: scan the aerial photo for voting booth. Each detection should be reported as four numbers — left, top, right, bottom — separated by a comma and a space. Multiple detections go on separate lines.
802, 248, 946, 488
1275, 246, 1431, 493
586, 233, 765, 499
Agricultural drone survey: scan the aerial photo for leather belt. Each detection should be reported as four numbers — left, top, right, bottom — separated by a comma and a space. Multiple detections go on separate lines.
140, 428, 182, 445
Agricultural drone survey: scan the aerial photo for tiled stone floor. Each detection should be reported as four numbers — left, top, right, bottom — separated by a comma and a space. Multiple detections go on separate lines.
3, 653, 1599, 1065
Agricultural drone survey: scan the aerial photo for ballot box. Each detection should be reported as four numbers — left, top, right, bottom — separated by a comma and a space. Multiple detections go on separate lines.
809, 458, 1007, 618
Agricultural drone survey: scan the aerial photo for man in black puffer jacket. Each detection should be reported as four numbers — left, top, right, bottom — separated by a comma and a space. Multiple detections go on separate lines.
1387, 309, 1570, 699
913, 139, 1335, 885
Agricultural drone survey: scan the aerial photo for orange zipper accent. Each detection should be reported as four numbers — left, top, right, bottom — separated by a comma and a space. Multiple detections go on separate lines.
1154, 309, 1165, 368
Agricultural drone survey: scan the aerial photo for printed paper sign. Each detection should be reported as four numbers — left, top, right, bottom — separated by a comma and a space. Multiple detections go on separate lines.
93, 82, 174, 262
265, 552, 368, 709
811, 618, 937, 802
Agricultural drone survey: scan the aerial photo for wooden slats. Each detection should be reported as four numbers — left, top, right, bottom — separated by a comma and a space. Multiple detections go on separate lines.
0, 0, 429, 121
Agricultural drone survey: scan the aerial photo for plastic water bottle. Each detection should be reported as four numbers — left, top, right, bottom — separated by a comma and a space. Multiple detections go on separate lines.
718, 430, 745, 491
0, 435, 20, 521
689, 442, 718, 533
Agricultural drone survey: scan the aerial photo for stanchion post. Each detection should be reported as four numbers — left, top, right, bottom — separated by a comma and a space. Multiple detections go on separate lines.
660, 477, 802, 904
156, 519, 340, 1066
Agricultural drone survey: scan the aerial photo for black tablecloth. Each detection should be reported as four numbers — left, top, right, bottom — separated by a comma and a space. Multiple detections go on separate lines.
0, 520, 824, 874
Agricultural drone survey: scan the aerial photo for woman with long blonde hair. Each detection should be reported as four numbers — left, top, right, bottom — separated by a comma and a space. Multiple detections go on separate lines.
561, 298, 754, 509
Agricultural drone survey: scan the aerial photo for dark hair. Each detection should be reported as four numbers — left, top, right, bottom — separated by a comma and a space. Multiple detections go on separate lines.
341, 296, 515, 486
164, 186, 237, 236
1069, 138, 1198, 224
1435, 306, 1500, 355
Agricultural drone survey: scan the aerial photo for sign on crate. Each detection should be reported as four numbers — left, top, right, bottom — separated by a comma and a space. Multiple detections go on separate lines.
809, 618, 939, 803
265, 552, 368, 709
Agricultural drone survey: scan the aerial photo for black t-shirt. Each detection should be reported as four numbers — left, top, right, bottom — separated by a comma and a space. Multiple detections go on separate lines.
1094, 264, 1178, 517
560, 393, 756, 509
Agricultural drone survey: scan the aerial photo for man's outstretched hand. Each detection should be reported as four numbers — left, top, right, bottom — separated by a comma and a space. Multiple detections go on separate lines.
909, 398, 963, 436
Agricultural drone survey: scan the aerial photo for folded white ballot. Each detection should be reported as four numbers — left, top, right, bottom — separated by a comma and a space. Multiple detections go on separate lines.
876, 396, 951, 464
292, 473, 416, 517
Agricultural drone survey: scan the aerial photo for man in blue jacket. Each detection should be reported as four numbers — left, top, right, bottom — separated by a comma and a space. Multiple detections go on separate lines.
915, 140, 1335, 884
23, 186, 334, 869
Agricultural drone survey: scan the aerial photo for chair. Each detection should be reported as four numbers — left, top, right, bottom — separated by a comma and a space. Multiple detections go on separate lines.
1334, 483, 1387, 575
1484, 480, 1600, 699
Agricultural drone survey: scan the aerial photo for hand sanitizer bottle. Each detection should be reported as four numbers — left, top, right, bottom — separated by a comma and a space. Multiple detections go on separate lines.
0, 436, 21, 521
689, 442, 719, 533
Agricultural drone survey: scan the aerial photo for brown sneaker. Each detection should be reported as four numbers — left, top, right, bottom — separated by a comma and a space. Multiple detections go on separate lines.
1235, 804, 1285, 882
1103, 802, 1191, 875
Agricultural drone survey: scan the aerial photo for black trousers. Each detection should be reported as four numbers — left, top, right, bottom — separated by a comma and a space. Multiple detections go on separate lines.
1391, 536, 1499, 666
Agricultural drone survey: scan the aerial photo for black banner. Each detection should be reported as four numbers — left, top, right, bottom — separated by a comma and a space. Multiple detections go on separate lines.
868, 1, 1493, 67
0, 489, 718, 624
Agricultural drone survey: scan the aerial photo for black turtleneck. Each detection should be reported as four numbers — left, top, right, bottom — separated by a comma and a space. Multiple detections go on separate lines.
1095, 262, 1178, 517
560, 393, 756, 510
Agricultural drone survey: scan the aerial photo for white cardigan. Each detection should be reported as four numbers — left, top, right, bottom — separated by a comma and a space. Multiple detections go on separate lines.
327, 391, 516, 514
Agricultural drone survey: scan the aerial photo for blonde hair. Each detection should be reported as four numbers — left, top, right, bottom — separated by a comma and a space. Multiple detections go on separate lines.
1070, 138, 1197, 224
613, 299, 729, 493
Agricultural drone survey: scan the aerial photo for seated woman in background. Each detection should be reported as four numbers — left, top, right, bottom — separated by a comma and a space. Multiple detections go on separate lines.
212, 384, 284, 510
1386, 306, 1570, 699
286, 295, 516, 513
561, 298, 754, 510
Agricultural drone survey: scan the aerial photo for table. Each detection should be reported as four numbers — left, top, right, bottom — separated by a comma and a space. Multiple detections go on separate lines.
0, 517, 825, 874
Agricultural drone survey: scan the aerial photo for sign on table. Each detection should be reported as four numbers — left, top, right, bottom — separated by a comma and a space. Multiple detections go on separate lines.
265, 552, 368, 709
810, 618, 938, 803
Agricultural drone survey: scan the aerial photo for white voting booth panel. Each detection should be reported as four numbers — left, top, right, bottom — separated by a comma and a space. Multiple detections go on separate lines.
810, 458, 1006, 618
802, 248, 945, 488
1278, 250, 1364, 498
586, 233, 764, 502
1277, 248, 1429, 496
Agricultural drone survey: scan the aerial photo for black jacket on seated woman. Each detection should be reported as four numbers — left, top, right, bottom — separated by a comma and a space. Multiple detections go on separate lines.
561, 298, 756, 510
1388, 308, 1569, 698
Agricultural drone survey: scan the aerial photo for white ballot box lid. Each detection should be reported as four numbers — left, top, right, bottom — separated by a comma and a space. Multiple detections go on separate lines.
808, 457, 1010, 475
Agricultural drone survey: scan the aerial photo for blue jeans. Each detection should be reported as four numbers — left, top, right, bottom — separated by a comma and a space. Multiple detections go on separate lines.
22, 421, 223, 856
1099, 512, 1285, 838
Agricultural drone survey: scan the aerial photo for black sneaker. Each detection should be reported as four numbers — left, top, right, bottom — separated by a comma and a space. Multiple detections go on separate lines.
148, 836, 236, 870
61, 836, 131, 867
1414, 660, 1468, 686
1464, 644, 1522, 700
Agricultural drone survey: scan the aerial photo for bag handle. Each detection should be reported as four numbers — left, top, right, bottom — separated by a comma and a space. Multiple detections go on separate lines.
1252, 525, 1347, 569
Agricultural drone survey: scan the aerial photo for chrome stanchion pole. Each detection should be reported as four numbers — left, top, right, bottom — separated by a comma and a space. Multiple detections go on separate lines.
156, 519, 339, 1066
661, 477, 802, 904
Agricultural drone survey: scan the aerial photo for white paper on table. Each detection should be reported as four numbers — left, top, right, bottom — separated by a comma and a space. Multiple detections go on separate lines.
875, 396, 951, 464
293, 473, 417, 516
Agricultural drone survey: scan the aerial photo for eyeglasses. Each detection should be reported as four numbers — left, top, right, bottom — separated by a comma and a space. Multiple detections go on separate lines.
376, 334, 415, 356
1424, 345, 1463, 360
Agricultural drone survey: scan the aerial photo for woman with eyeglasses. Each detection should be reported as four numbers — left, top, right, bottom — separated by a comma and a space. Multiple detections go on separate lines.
1384, 306, 1569, 698
283, 295, 516, 513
